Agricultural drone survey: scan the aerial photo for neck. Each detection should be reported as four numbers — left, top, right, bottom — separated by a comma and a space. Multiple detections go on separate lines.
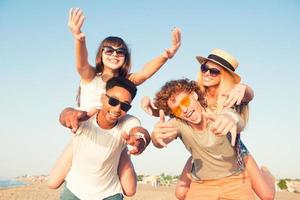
103, 67, 118, 77
206, 86, 219, 109
189, 113, 207, 132
96, 111, 117, 129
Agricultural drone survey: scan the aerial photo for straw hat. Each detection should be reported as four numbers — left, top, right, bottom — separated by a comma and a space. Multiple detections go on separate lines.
196, 48, 241, 83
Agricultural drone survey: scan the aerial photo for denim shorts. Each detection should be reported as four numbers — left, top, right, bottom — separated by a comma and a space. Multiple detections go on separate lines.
60, 186, 123, 200
235, 135, 250, 169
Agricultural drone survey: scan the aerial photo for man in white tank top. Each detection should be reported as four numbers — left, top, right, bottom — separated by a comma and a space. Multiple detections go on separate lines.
59, 77, 150, 200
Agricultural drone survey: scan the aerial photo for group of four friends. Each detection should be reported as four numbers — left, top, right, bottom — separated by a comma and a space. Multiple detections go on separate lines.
47, 8, 275, 200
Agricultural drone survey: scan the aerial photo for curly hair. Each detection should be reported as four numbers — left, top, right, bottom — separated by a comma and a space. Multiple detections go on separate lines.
154, 78, 207, 117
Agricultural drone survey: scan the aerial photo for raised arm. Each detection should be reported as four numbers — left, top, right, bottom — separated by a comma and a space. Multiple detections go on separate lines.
128, 28, 181, 85
68, 8, 95, 83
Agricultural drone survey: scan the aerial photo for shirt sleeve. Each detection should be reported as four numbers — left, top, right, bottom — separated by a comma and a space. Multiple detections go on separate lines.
119, 114, 141, 135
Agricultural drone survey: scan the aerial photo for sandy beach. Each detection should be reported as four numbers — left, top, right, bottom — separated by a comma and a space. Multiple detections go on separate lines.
1, 179, 300, 200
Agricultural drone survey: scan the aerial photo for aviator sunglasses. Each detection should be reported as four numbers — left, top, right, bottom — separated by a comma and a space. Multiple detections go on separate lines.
103, 46, 127, 57
105, 94, 132, 112
201, 64, 221, 77
172, 95, 191, 117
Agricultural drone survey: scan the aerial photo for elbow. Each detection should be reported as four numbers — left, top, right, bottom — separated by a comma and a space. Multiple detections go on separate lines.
123, 187, 136, 197
47, 179, 63, 189
175, 191, 186, 200
260, 193, 275, 200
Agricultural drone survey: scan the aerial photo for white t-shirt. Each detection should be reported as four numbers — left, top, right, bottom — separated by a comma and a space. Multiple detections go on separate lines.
78, 75, 106, 111
65, 114, 140, 200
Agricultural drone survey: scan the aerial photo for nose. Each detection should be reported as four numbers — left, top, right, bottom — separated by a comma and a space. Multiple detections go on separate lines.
112, 104, 122, 113
204, 70, 210, 76
180, 105, 188, 113
111, 50, 118, 57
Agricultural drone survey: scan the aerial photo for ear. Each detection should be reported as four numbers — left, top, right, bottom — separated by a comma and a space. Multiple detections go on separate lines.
191, 91, 198, 100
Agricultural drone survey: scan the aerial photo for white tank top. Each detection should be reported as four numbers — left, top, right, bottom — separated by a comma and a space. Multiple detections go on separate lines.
78, 75, 106, 111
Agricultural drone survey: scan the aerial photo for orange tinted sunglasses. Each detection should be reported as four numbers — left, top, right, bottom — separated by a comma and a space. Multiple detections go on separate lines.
172, 95, 191, 117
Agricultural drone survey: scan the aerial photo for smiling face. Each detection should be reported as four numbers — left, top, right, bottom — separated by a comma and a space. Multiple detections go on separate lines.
99, 86, 132, 129
201, 61, 223, 87
102, 45, 126, 71
167, 91, 204, 125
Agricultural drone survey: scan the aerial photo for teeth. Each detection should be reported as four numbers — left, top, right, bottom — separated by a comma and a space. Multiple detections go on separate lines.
109, 111, 119, 118
186, 110, 193, 118
204, 77, 212, 81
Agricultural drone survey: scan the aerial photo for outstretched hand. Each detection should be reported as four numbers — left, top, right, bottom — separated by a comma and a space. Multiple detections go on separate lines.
140, 96, 158, 117
223, 84, 247, 108
151, 110, 178, 147
204, 112, 237, 146
60, 108, 89, 133
122, 127, 149, 155
164, 27, 181, 59
68, 8, 85, 41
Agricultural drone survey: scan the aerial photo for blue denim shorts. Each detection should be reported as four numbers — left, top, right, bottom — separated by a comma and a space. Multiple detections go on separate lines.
60, 185, 123, 200
235, 135, 250, 168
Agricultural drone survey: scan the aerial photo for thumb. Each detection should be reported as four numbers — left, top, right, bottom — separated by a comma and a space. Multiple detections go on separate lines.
230, 125, 237, 146
159, 110, 166, 123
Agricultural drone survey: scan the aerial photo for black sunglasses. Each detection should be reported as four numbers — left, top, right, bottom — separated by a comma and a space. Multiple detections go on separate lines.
103, 46, 127, 57
105, 94, 132, 112
200, 64, 221, 77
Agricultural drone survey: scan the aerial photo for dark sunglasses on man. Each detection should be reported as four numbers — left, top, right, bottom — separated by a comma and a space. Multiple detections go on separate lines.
105, 94, 132, 112
200, 64, 221, 77
103, 46, 127, 57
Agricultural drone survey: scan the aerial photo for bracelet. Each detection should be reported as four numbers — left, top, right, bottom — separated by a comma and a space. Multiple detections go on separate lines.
135, 132, 147, 146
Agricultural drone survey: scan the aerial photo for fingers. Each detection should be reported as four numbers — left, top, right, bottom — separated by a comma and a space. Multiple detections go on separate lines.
157, 138, 168, 148
211, 115, 235, 136
150, 100, 158, 109
172, 27, 181, 46
70, 116, 79, 133
140, 96, 154, 116
230, 125, 237, 146
159, 110, 165, 123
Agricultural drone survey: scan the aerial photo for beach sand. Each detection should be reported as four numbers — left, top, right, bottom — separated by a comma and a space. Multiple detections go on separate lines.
1, 180, 300, 200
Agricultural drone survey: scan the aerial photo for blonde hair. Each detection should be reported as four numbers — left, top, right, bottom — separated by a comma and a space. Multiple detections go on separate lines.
197, 66, 249, 126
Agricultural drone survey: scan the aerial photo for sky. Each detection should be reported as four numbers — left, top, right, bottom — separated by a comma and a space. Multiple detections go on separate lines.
0, 0, 300, 179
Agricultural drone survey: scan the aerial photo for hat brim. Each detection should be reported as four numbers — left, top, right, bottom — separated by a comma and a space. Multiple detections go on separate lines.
196, 56, 241, 83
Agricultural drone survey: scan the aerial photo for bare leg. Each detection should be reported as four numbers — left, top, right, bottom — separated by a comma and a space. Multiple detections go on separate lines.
48, 140, 72, 189
175, 156, 192, 200
244, 155, 275, 200
118, 148, 137, 197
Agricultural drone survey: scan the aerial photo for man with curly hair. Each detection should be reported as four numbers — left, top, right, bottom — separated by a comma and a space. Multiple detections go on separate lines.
151, 78, 254, 200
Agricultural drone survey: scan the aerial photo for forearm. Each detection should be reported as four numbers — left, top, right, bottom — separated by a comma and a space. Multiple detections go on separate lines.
242, 84, 254, 103
74, 38, 95, 81
129, 53, 168, 85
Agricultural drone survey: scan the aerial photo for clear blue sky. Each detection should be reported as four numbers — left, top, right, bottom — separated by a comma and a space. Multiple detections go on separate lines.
0, 0, 299, 179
